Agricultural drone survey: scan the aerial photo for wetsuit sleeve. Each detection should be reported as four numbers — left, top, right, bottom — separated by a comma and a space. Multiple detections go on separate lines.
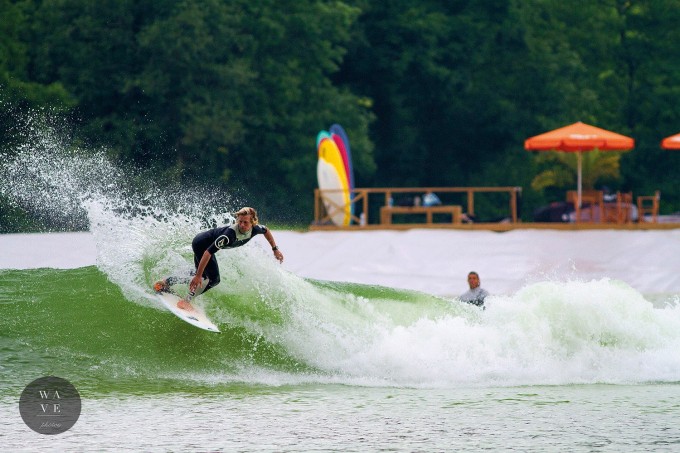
253, 225, 268, 236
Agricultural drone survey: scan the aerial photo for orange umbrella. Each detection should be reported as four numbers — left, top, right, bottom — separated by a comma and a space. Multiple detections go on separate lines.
661, 132, 680, 150
525, 121, 635, 207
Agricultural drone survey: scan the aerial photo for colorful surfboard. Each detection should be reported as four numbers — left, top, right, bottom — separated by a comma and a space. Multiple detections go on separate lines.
316, 125, 354, 226
331, 133, 352, 190
329, 124, 354, 190
317, 157, 350, 225
316, 130, 333, 151
318, 138, 350, 195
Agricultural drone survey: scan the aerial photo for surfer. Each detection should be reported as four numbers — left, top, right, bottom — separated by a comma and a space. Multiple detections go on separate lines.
460, 271, 489, 307
154, 206, 284, 310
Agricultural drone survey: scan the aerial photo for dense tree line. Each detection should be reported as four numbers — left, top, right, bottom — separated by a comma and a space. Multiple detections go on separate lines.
2, 0, 679, 230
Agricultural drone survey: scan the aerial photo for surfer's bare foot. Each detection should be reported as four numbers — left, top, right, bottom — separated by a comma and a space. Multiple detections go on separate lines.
177, 299, 194, 311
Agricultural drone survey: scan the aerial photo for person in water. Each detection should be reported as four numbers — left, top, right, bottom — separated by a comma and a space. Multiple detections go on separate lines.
460, 271, 489, 307
154, 206, 284, 310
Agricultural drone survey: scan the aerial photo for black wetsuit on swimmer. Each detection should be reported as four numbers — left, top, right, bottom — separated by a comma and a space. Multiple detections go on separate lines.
186, 224, 269, 294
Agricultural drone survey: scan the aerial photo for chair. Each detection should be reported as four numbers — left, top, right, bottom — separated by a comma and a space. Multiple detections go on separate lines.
602, 192, 633, 224
602, 194, 618, 223
566, 190, 603, 222
618, 192, 634, 223
637, 190, 660, 223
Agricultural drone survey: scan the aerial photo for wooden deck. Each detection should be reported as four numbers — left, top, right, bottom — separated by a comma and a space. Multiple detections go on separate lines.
314, 186, 520, 227
311, 185, 675, 231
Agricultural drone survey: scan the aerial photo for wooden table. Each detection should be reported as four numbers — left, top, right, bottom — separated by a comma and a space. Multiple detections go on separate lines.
380, 205, 463, 225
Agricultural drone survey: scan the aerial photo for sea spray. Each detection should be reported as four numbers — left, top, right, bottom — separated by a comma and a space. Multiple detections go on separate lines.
0, 109, 241, 303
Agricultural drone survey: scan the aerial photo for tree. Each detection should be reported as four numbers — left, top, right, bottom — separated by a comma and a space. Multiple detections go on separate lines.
232, 0, 375, 215
0, 0, 72, 155
530, 150, 623, 192
23, 0, 375, 219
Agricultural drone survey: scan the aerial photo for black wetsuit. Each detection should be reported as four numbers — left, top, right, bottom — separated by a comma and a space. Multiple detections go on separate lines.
190, 224, 269, 293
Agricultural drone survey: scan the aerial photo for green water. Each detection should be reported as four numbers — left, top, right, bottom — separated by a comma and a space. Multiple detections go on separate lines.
1, 267, 297, 395
4, 267, 680, 451
3, 382, 680, 452
0, 266, 454, 397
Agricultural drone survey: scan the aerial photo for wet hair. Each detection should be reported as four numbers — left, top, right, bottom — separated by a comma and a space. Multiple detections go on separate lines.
468, 271, 479, 278
235, 207, 258, 225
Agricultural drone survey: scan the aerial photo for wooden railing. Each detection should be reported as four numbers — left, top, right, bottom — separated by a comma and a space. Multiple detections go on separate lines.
313, 186, 522, 228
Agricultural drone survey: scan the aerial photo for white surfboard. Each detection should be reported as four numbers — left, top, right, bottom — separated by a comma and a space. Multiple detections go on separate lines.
317, 157, 350, 226
156, 291, 220, 333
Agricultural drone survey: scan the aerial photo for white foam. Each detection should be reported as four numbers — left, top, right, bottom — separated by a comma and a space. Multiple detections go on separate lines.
214, 263, 680, 387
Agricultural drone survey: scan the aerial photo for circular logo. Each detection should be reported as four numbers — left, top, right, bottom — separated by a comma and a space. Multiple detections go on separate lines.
19, 376, 81, 435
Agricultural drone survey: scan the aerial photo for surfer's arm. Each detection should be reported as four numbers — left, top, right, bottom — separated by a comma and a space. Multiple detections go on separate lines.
190, 250, 212, 292
263, 229, 284, 263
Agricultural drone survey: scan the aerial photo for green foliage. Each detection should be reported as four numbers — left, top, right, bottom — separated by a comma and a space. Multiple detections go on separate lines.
0, 0, 72, 156
530, 150, 623, 192
11, 0, 374, 222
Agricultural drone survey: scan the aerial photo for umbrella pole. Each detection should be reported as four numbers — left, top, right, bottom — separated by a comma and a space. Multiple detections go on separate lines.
577, 151, 583, 209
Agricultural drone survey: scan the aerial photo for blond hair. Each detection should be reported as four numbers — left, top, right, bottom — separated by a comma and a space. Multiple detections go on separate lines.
235, 206, 258, 225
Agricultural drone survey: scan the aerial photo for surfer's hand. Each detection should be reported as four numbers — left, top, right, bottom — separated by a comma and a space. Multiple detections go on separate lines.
273, 248, 284, 263
189, 275, 203, 292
